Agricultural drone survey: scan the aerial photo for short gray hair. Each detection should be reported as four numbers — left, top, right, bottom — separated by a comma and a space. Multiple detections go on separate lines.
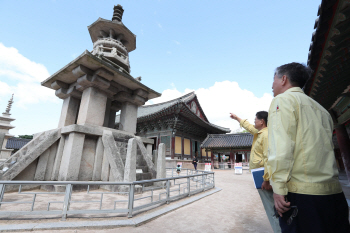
275, 62, 312, 88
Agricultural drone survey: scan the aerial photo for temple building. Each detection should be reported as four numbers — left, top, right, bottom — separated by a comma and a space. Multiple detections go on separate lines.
116, 92, 230, 161
201, 133, 253, 169
304, 0, 350, 181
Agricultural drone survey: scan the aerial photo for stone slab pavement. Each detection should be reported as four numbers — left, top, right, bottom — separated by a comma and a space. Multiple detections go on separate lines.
1, 170, 273, 233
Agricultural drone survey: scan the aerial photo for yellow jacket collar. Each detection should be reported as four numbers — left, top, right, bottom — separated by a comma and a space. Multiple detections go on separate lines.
258, 127, 268, 134
284, 87, 304, 94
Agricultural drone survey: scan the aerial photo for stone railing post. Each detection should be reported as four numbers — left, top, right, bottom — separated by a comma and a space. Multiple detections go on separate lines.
124, 138, 137, 183
152, 149, 158, 171
156, 144, 166, 186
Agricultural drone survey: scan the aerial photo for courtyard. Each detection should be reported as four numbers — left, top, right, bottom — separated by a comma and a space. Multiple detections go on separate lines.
1, 169, 273, 233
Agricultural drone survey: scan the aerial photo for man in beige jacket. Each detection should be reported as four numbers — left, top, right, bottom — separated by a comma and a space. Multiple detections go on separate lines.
230, 111, 281, 233
267, 62, 349, 232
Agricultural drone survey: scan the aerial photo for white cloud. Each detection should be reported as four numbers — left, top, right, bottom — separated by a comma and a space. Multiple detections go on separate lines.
0, 43, 50, 83
0, 81, 12, 102
147, 81, 273, 133
173, 40, 180, 45
0, 43, 58, 108
166, 51, 172, 55
157, 22, 163, 29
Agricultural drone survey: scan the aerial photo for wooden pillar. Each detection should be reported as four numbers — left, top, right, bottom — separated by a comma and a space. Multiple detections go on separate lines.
218, 153, 221, 162
211, 151, 214, 170
206, 150, 208, 161
181, 137, 184, 160
190, 140, 193, 159
171, 133, 175, 159
230, 151, 234, 166
335, 124, 350, 182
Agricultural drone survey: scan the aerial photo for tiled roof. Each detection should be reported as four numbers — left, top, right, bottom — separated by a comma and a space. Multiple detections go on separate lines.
116, 92, 230, 133
304, 0, 350, 116
116, 92, 196, 122
201, 133, 253, 149
6, 137, 31, 150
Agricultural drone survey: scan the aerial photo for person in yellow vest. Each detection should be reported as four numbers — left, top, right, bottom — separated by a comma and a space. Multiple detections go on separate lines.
230, 111, 281, 233
267, 62, 350, 232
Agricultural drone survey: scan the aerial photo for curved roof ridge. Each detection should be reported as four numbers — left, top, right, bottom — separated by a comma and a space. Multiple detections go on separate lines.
210, 133, 250, 136
140, 91, 195, 108
201, 133, 253, 149
179, 102, 230, 133
209, 122, 231, 132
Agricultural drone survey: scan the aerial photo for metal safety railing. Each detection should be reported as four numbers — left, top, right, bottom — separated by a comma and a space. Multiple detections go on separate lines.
0, 168, 214, 220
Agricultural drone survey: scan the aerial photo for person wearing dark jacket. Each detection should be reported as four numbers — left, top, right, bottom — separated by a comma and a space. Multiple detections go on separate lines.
192, 156, 198, 170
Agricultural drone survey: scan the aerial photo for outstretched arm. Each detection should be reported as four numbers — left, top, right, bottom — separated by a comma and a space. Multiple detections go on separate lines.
229, 113, 242, 123
230, 113, 258, 135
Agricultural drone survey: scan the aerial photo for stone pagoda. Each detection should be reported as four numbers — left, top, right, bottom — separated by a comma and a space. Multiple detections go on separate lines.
43, 4, 159, 134
0, 5, 165, 190
0, 94, 15, 161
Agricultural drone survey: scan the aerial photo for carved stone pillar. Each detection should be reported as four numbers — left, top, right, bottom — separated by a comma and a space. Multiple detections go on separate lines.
58, 132, 85, 181
58, 96, 80, 128
103, 98, 112, 128
53, 80, 82, 128
119, 102, 138, 134
77, 87, 108, 126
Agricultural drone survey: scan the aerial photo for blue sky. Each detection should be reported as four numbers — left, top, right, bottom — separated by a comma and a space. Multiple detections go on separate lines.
0, 0, 321, 136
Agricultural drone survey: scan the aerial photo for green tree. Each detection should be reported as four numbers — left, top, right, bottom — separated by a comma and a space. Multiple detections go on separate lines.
18, 135, 33, 139
232, 129, 249, 133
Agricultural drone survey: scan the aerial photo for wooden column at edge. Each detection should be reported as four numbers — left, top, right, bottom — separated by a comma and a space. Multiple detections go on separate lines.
171, 135, 175, 159
335, 124, 350, 182
190, 140, 193, 159
181, 137, 184, 160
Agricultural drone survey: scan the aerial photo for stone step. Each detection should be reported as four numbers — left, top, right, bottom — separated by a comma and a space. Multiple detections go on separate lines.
136, 166, 148, 173
136, 172, 153, 186
136, 172, 152, 181
136, 154, 147, 167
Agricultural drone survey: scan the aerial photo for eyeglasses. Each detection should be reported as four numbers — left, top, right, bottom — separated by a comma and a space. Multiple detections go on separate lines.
273, 206, 298, 225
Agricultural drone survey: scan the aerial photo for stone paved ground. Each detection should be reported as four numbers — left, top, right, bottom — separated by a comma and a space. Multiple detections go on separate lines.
27, 170, 273, 233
